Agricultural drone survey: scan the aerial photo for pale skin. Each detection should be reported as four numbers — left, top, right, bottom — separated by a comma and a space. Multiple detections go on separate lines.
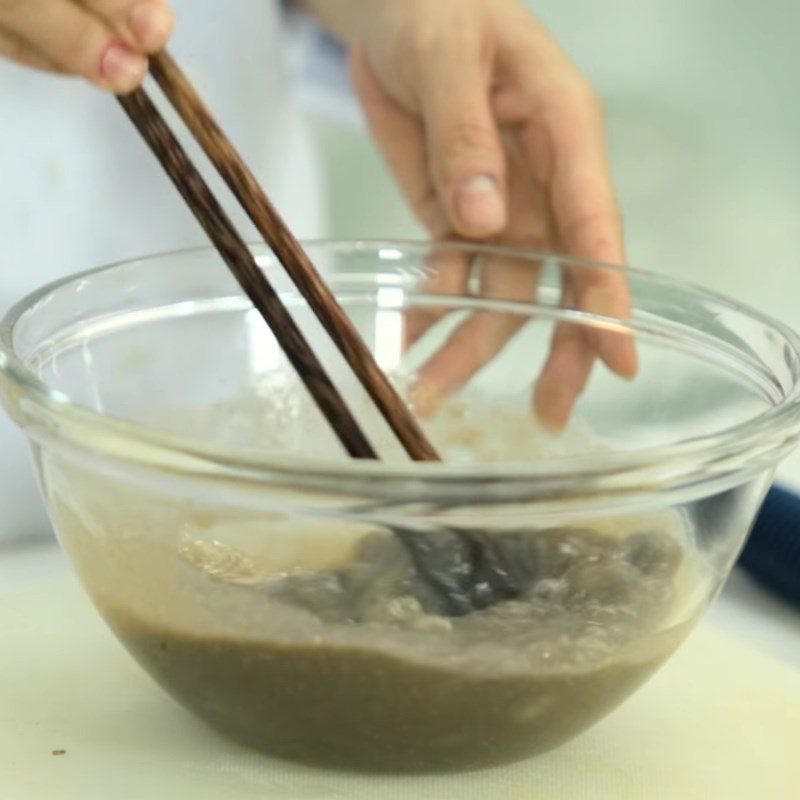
0, 0, 637, 429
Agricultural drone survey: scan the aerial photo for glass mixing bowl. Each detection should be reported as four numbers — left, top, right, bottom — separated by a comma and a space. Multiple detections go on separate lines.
2, 242, 799, 773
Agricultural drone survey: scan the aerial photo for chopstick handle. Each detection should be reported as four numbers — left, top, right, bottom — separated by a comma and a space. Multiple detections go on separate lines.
117, 89, 379, 461
149, 51, 440, 464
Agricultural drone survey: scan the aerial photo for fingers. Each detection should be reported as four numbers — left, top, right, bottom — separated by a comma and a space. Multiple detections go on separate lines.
412, 255, 538, 416
350, 44, 449, 238
548, 88, 624, 265
0, 28, 60, 72
403, 249, 471, 351
416, 37, 508, 239
353, 17, 636, 428
536, 81, 638, 380
79, 0, 173, 52
0, 0, 143, 91
0, 0, 172, 91
573, 267, 638, 379
533, 279, 593, 430
534, 316, 595, 431
534, 262, 637, 432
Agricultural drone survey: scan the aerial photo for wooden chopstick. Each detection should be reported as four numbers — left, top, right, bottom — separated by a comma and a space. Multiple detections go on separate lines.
116, 68, 532, 617
147, 51, 440, 464
117, 88, 380, 461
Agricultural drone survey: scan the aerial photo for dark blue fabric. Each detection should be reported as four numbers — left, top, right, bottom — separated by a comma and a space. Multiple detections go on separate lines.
738, 485, 800, 609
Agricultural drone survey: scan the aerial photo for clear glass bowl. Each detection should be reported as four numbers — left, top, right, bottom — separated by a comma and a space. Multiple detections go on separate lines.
2, 241, 800, 773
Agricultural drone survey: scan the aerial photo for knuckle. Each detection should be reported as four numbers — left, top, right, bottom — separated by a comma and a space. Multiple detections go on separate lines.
405, 14, 482, 74
546, 75, 604, 130
406, 16, 473, 59
591, 201, 624, 230
392, 13, 446, 63
409, 23, 441, 59
446, 119, 493, 150
439, 120, 498, 173
564, 207, 623, 253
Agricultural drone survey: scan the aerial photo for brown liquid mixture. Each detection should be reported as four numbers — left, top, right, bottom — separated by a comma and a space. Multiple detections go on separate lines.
42, 399, 703, 773
89, 525, 688, 772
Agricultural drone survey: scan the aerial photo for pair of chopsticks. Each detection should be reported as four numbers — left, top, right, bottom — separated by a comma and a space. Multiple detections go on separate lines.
118, 55, 538, 616
117, 51, 439, 464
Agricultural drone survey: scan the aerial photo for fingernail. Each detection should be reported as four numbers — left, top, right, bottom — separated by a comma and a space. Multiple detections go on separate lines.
129, 2, 172, 50
455, 175, 505, 236
101, 44, 147, 87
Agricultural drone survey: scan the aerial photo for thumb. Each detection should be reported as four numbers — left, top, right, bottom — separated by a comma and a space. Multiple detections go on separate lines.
418, 47, 507, 239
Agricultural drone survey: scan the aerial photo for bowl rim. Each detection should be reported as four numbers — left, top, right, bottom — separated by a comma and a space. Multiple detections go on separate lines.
3, 239, 800, 502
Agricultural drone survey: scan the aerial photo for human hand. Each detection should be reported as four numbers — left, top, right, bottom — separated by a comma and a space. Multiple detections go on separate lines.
0, 0, 173, 93
349, 0, 638, 428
